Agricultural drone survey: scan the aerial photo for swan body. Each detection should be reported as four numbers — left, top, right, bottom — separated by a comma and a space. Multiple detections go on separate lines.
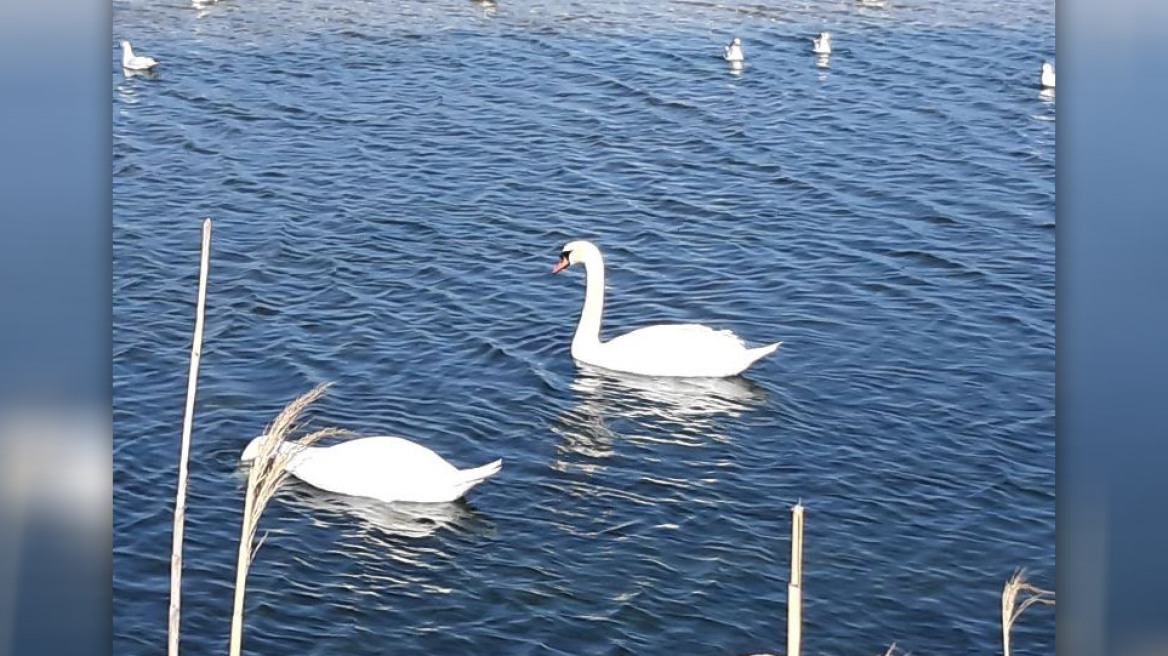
724, 37, 744, 63
241, 435, 501, 503
553, 240, 781, 378
812, 32, 832, 55
120, 40, 158, 71
1040, 62, 1055, 88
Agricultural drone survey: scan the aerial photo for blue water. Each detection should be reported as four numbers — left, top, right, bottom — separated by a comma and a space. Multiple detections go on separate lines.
113, 0, 1055, 653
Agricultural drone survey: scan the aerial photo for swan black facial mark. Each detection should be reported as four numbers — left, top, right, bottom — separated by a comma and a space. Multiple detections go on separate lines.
553, 251, 572, 274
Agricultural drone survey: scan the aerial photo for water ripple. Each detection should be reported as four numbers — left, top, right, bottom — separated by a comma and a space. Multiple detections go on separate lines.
115, 0, 1053, 653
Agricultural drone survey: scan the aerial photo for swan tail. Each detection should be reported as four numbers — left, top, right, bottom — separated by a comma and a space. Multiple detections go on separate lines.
746, 341, 783, 364
452, 459, 502, 497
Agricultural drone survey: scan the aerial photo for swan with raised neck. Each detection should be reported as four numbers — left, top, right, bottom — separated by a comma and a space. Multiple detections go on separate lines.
552, 240, 781, 377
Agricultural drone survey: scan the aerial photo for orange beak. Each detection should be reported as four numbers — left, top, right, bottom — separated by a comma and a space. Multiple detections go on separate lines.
552, 256, 569, 274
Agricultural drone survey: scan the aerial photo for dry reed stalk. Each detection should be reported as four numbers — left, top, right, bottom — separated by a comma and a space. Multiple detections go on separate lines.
168, 218, 212, 656
787, 502, 805, 656
1000, 568, 1055, 656
227, 383, 345, 656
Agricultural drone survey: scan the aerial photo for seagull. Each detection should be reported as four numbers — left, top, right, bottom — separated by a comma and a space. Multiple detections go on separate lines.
120, 40, 159, 72
812, 32, 831, 55
1040, 61, 1055, 88
724, 36, 744, 63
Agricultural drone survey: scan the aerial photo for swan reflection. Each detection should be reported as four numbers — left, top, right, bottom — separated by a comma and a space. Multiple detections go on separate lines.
120, 67, 159, 80
550, 365, 767, 471
115, 79, 141, 106
728, 60, 744, 76
470, 0, 497, 17
571, 364, 767, 419
281, 481, 485, 540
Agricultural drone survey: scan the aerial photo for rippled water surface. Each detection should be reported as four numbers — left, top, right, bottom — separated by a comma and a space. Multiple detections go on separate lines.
113, 0, 1055, 653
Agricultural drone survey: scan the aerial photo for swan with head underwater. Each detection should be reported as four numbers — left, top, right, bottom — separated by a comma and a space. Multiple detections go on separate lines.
553, 240, 782, 378
241, 433, 501, 504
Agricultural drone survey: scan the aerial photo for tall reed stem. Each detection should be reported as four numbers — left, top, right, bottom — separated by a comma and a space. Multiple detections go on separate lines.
228, 466, 259, 656
787, 502, 804, 656
168, 218, 212, 656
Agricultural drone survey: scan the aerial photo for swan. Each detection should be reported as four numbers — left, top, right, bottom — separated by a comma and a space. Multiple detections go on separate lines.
552, 240, 782, 377
120, 40, 159, 72
240, 435, 502, 504
812, 32, 832, 55
724, 37, 744, 63
1040, 61, 1055, 88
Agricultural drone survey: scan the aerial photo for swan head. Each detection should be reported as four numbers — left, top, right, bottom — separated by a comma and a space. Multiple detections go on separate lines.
1042, 62, 1053, 74
120, 40, 132, 52
819, 32, 831, 40
730, 37, 742, 47
241, 435, 265, 462
241, 434, 286, 463
553, 239, 601, 273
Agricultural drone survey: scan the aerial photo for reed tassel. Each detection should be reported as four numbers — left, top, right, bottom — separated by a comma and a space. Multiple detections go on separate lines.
1001, 568, 1055, 656
227, 383, 344, 656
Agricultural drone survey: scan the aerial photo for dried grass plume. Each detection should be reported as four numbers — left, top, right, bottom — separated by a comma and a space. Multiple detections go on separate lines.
1001, 568, 1055, 656
228, 383, 347, 656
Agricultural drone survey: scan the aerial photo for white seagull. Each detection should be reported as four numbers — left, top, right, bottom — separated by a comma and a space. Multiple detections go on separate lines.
120, 40, 159, 72
724, 37, 744, 63
1040, 61, 1055, 88
812, 32, 832, 55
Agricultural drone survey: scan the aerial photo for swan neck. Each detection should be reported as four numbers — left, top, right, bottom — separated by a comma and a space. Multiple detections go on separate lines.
267, 443, 315, 476
573, 254, 605, 352
267, 441, 311, 470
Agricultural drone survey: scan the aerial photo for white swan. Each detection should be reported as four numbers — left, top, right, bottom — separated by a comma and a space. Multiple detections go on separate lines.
120, 40, 158, 72
241, 435, 501, 503
724, 37, 744, 63
1040, 61, 1055, 88
553, 240, 782, 377
812, 32, 832, 55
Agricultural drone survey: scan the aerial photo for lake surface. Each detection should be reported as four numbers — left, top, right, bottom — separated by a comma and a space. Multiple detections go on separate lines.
113, 0, 1055, 653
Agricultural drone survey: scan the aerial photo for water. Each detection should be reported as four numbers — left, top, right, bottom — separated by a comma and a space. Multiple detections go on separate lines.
113, 0, 1055, 653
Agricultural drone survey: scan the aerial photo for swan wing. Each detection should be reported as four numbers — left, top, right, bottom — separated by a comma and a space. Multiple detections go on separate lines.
609, 323, 748, 352
587, 324, 761, 377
